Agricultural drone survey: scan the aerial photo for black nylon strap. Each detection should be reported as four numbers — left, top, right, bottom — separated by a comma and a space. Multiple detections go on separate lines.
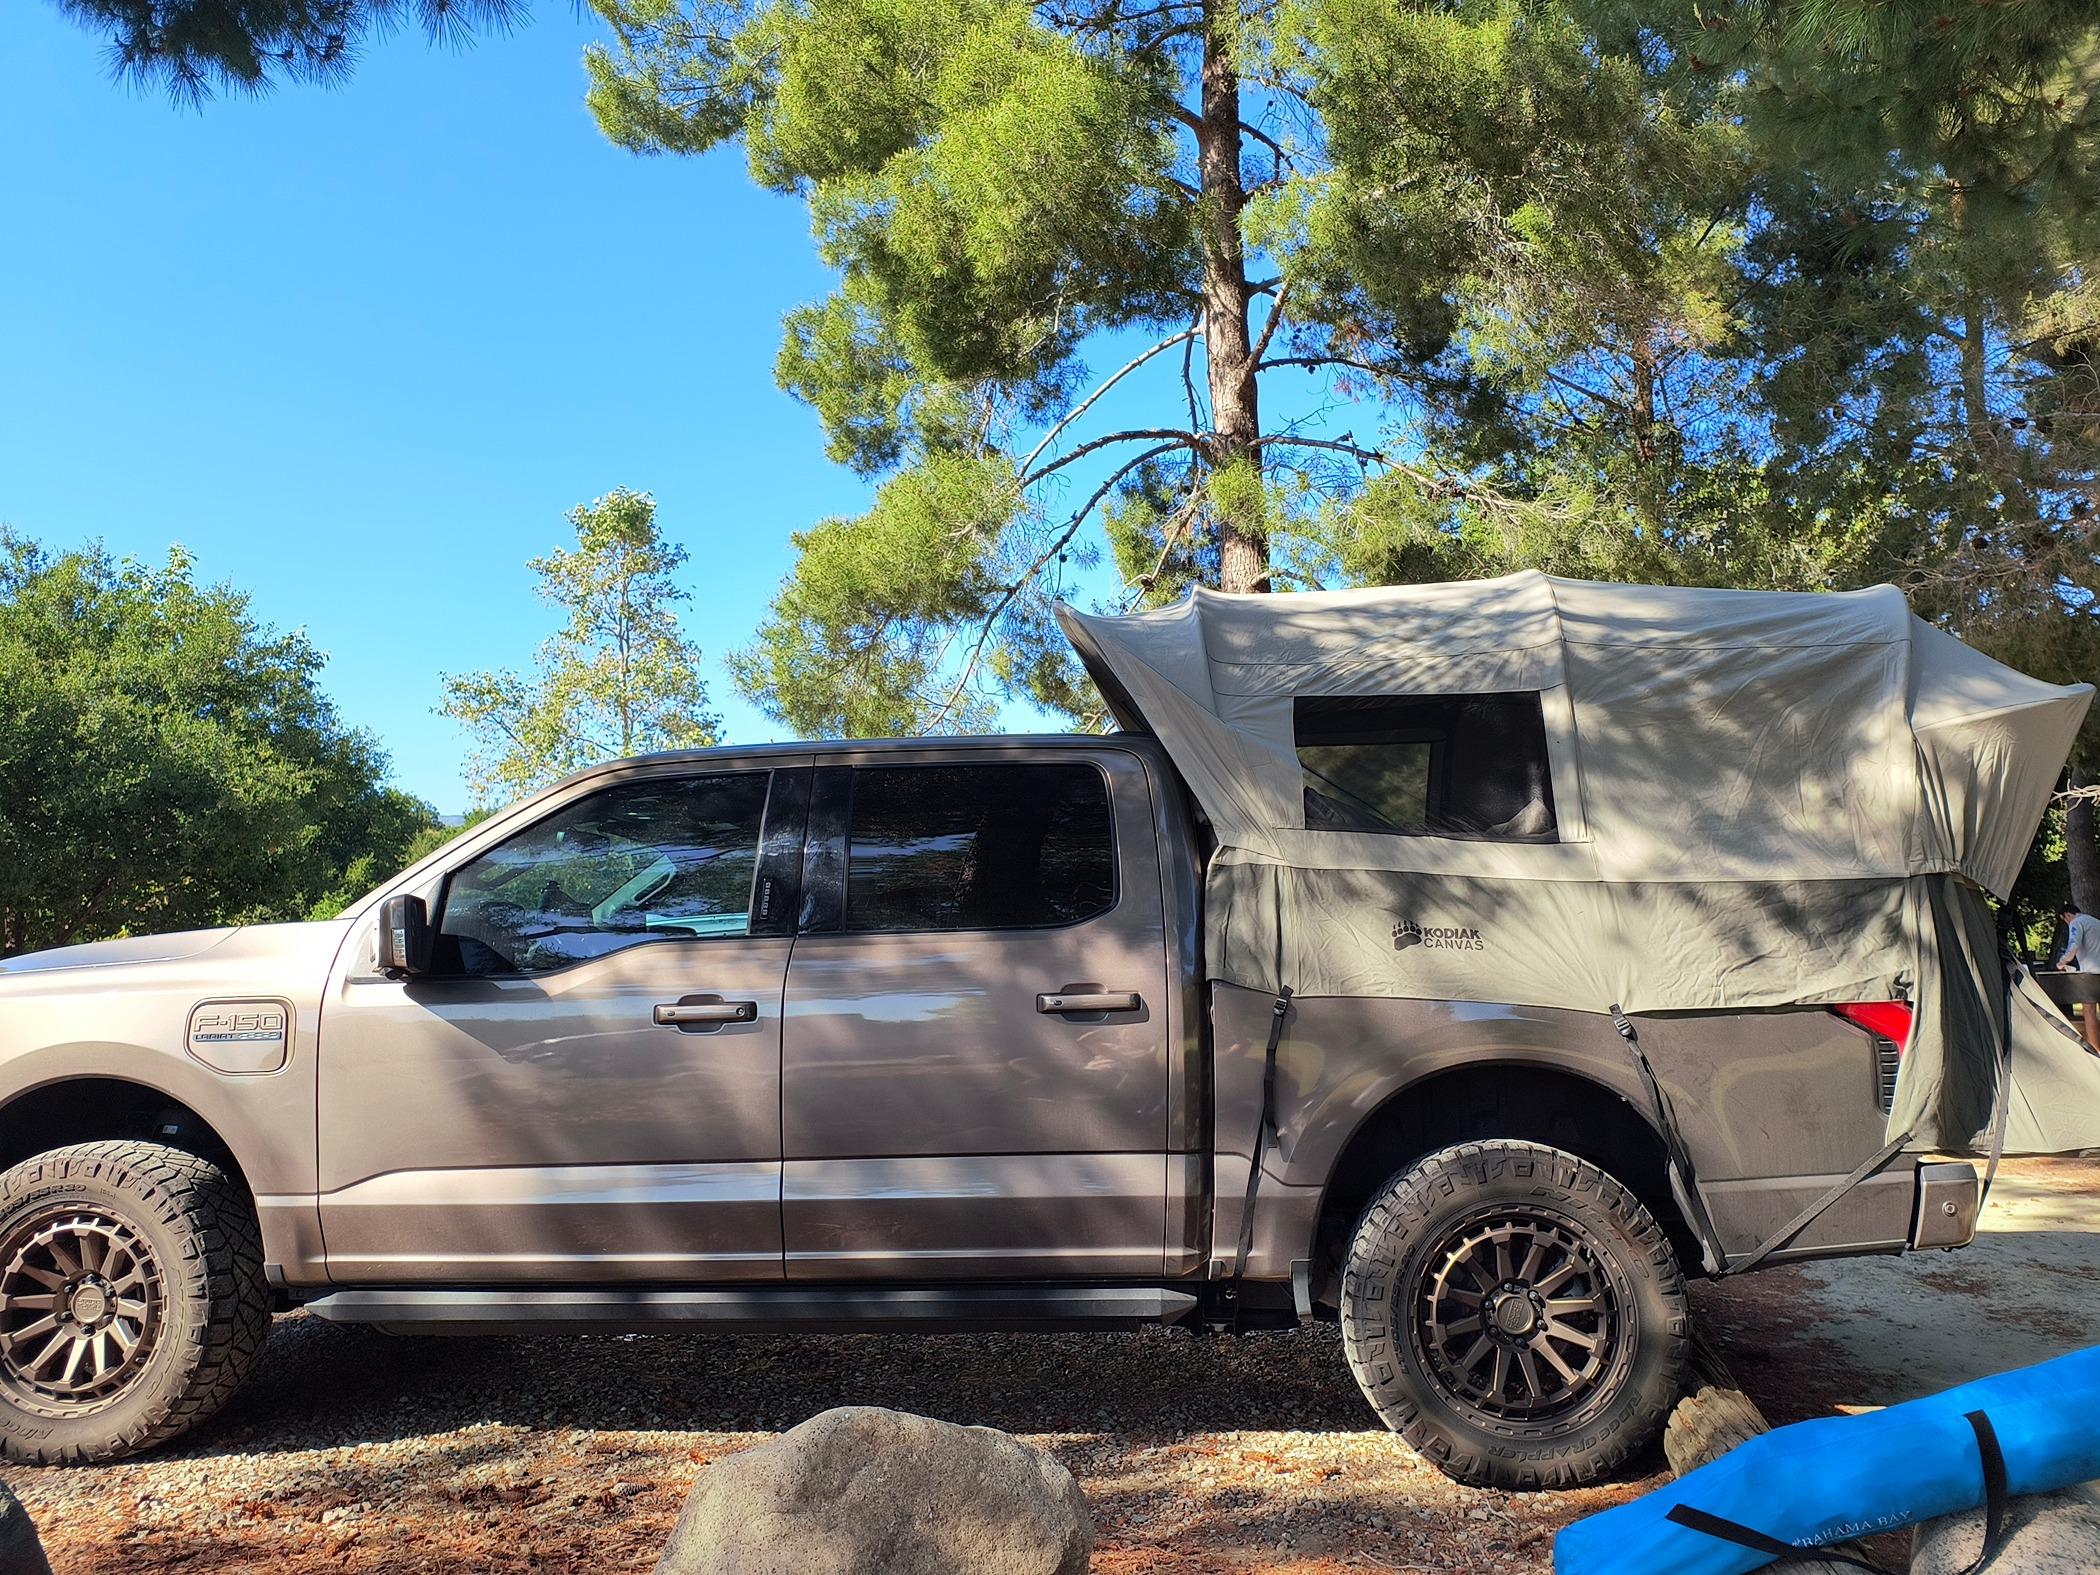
1664, 1504, 1893, 1572
1662, 1409, 2010, 1575
1613, 1003, 1915, 1279
1727, 1126, 1915, 1278
1956, 1410, 2010, 1575
1611, 1005, 1729, 1274
1231, 986, 1293, 1286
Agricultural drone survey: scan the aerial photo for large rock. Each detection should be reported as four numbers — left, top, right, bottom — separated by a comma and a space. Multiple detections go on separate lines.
1912, 1481, 2100, 1573
0, 1483, 50, 1575
654, 1406, 1092, 1575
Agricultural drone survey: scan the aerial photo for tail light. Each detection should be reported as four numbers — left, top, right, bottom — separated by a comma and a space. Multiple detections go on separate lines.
1830, 1001, 1914, 1045
1831, 1001, 1913, 1113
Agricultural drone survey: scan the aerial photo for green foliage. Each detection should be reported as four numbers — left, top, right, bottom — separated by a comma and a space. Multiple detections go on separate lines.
439, 489, 720, 806
590, 0, 2100, 823
0, 530, 437, 955
51, 0, 520, 101
586, 0, 1280, 730
727, 452, 1021, 736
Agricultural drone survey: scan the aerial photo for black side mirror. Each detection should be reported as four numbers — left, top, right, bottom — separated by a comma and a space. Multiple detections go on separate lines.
377, 893, 433, 978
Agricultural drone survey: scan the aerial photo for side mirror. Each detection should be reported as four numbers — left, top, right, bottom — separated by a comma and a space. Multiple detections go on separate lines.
376, 894, 433, 978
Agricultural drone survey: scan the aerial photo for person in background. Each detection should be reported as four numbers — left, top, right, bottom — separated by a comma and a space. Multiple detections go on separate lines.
2058, 904, 2100, 1053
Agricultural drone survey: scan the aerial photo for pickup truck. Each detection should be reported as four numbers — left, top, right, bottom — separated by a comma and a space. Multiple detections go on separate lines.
0, 734, 1976, 1484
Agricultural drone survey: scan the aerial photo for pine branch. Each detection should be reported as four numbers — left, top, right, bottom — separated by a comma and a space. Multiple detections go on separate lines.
1017, 327, 1204, 479
924, 441, 1186, 731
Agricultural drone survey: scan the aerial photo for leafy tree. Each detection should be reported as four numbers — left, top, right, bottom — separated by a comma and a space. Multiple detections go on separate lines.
580, 0, 1934, 733
300, 808, 495, 920
0, 531, 436, 956
439, 489, 719, 804
50, 0, 518, 102
584, 0, 1427, 733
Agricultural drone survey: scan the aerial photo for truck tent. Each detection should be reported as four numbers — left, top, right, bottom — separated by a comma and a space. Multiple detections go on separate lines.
1057, 573, 2100, 1152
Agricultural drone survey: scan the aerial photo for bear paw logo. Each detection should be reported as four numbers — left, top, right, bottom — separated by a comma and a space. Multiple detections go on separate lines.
1392, 920, 1424, 951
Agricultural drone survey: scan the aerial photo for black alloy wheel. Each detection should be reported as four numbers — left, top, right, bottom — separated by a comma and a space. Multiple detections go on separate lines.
1341, 1139, 1690, 1490
0, 1142, 269, 1464
1412, 1206, 1625, 1427
0, 1208, 164, 1413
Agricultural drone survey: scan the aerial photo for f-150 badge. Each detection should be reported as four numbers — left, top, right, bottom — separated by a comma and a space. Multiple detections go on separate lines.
186, 1000, 291, 1073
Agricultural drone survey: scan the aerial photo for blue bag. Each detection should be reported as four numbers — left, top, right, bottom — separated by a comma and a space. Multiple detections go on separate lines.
1555, 1345, 2100, 1574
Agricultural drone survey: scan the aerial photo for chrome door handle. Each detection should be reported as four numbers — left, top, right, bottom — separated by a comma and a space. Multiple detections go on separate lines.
654, 1000, 758, 1028
1036, 991, 1142, 1015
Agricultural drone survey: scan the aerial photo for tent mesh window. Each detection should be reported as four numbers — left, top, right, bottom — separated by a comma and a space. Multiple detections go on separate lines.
1294, 693, 1559, 842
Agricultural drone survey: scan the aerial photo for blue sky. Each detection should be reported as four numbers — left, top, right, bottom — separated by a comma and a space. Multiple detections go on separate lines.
2, 5, 877, 810
4, 4, 1362, 814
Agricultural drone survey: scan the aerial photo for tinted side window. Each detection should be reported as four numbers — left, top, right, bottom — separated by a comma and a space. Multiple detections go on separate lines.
1296, 694, 1558, 841
845, 764, 1115, 933
438, 773, 772, 974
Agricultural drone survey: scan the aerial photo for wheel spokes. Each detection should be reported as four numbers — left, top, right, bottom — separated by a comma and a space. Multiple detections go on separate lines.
0, 1209, 162, 1406
1417, 1208, 1620, 1422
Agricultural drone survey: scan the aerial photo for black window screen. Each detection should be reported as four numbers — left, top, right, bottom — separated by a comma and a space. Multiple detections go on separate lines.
1295, 693, 1558, 841
846, 764, 1115, 932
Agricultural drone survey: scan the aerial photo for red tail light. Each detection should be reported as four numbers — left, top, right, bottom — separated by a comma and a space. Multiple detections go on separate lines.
1830, 1000, 1914, 1048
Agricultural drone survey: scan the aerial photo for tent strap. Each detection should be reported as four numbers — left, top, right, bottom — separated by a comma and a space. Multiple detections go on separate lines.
1230, 987, 1295, 1297
1724, 1128, 1914, 1278
1611, 1005, 1729, 1275
1611, 1005, 1913, 1279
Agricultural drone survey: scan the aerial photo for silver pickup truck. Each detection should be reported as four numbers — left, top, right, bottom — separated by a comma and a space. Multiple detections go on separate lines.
0, 733, 1974, 1484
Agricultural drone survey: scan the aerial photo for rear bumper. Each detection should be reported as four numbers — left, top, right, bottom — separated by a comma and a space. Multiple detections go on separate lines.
1910, 1160, 1981, 1250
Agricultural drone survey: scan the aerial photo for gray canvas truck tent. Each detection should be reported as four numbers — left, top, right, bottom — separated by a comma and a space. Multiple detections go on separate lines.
1057, 571, 2100, 1159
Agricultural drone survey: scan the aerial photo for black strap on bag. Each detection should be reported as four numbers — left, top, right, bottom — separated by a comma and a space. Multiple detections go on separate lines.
1663, 1505, 1895, 1573
1230, 986, 1294, 1289
1612, 1003, 1912, 1279
1961, 1409, 2011, 1574
1663, 1408, 2011, 1575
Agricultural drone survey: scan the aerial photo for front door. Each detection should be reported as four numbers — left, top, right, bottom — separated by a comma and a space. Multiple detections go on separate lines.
317, 763, 808, 1283
779, 748, 1172, 1280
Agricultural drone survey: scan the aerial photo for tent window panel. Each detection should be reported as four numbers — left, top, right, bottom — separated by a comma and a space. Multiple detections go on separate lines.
1294, 693, 1559, 842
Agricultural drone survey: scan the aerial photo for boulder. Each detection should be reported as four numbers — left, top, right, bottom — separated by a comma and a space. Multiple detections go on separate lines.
654, 1406, 1092, 1575
1911, 1481, 2100, 1574
0, 1482, 50, 1575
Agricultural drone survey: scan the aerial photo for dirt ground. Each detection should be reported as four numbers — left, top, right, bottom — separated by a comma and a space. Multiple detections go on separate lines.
12, 1156, 2097, 1575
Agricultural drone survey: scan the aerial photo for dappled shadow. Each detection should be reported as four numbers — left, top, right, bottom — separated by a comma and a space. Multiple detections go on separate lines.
180, 1315, 1375, 1460
16, 1314, 1629, 1575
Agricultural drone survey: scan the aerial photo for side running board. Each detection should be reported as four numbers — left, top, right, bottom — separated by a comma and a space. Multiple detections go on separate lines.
302, 1284, 1201, 1334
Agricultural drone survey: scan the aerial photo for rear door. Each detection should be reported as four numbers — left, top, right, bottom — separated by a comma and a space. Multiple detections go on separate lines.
779, 746, 1173, 1280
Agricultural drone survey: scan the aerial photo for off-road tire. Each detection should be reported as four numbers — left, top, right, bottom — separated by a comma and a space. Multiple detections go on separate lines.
1340, 1140, 1690, 1490
0, 1142, 269, 1464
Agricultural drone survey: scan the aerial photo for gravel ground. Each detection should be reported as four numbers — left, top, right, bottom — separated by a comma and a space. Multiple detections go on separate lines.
12, 1156, 2095, 1574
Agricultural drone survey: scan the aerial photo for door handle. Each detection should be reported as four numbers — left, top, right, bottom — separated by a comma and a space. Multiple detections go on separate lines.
654, 999, 758, 1028
1036, 991, 1142, 1015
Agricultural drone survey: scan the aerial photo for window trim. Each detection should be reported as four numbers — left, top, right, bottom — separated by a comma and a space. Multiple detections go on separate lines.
1294, 691, 1562, 845
801, 758, 1123, 939
427, 767, 784, 979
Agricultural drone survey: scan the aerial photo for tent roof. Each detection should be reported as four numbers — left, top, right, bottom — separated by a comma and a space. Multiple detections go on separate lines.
1059, 572, 2092, 896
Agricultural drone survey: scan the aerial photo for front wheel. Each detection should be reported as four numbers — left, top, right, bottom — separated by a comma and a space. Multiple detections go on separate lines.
1341, 1140, 1689, 1490
0, 1142, 270, 1464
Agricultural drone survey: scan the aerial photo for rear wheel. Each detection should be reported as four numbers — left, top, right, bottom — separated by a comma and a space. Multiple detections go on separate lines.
1341, 1139, 1689, 1490
0, 1142, 269, 1463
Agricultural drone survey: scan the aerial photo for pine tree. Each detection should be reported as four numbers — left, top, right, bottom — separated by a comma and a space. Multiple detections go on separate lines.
439, 490, 720, 804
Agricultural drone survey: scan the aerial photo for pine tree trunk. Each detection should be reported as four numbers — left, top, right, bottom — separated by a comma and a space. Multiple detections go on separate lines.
1196, 0, 1265, 595
2069, 771, 2100, 917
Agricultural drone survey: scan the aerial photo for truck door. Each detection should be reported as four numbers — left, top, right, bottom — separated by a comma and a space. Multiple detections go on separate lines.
316, 763, 808, 1283
780, 747, 1173, 1280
